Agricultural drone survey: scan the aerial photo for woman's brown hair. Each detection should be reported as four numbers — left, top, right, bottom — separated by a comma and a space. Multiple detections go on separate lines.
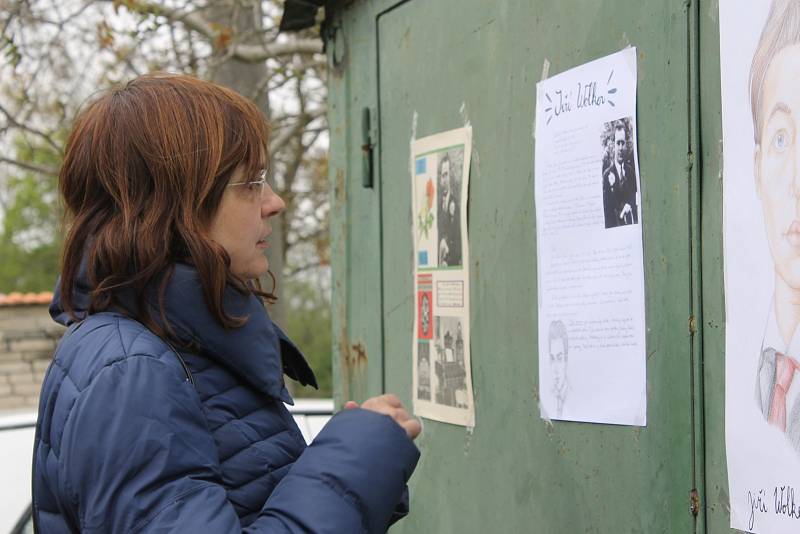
58, 73, 272, 338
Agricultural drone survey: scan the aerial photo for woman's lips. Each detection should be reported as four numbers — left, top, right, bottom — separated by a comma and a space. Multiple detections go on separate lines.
786, 220, 800, 248
256, 230, 271, 249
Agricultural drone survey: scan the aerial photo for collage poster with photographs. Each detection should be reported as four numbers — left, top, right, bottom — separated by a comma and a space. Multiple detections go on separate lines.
534, 47, 647, 426
721, 1, 800, 531
411, 126, 476, 427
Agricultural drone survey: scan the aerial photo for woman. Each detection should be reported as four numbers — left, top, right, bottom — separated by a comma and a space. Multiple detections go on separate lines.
32, 73, 421, 533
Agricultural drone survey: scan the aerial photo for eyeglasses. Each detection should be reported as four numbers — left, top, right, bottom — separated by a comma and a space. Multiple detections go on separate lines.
226, 168, 269, 192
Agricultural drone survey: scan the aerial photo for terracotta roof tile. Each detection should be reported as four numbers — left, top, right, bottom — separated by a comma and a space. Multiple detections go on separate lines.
0, 291, 53, 307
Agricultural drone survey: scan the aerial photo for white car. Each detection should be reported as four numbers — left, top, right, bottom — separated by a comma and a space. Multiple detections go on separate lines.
0, 399, 334, 533
0, 411, 37, 534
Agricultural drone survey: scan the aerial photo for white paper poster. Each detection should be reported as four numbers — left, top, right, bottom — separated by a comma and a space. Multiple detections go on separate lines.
721, 1, 800, 531
534, 48, 646, 426
411, 126, 475, 427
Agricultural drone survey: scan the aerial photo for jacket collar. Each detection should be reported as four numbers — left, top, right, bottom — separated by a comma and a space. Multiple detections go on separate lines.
50, 262, 317, 403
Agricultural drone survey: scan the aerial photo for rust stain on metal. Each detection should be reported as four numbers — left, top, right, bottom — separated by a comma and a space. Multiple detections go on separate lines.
350, 342, 368, 365
339, 331, 367, 373
334, 169, 346, 202
338, 326, 351, 401
689, 488, 700, 517
332, 166, 354, 403
688, 314, 697, 335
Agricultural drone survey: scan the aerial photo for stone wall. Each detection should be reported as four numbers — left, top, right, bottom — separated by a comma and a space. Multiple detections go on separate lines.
0, 305, 64, 412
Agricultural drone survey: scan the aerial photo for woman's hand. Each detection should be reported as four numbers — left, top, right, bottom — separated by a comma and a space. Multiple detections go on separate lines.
344, 394, 422, 440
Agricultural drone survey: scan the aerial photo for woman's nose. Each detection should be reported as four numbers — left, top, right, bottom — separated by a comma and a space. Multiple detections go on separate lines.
262, 185, 285, 218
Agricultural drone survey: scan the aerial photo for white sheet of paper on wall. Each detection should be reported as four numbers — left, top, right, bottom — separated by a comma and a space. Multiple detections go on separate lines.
410, 126, 475, 427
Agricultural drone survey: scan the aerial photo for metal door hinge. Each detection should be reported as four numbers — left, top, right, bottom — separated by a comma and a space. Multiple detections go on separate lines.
361, 107, 374, 188
689, 488, 700, 517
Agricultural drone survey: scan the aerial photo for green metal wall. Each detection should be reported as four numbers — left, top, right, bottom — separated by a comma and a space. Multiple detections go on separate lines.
698, 2, 729, 532
326, 0, 729, 531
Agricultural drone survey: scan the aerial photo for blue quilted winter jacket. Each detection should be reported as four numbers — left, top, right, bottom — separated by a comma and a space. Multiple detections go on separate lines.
32, 264, 420, 533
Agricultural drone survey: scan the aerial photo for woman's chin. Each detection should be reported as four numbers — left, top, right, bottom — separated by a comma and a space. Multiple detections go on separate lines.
233, 259, 269, 281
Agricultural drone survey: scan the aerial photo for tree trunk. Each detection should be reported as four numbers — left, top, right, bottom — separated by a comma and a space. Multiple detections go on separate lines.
207, 2, 287, 333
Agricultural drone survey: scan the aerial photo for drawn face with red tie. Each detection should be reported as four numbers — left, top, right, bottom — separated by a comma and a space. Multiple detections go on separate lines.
755, 44, 800, 291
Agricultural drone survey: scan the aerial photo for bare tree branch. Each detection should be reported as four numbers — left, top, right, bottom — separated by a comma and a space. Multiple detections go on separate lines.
0, 156, 58, 176
226, 36, 323, 62
269, 117, 307, 156
106, 0, 323, 61
269, 106, 326, 155
0, 101, 61, 152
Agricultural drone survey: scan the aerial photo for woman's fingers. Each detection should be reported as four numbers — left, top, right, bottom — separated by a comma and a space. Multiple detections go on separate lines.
360, 394, 399, 413
382, 393, 401, 407
401, 418, 422, 440
355, 393, 422, 440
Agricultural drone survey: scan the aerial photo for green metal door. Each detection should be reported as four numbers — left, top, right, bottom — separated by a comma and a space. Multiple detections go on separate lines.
327, 0, 716, 531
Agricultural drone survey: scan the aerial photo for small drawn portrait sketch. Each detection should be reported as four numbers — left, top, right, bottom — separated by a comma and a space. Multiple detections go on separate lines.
433, 316, 468, 408
436, 148, 464, 267
750, 0, 800, 455
549, 319, 570, 418
600, 117, 639, 230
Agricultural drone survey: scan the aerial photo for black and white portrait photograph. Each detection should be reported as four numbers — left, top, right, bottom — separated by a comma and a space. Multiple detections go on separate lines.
417, 342, 431, 401
600, 117, 639, 229
433, 315, 468, 408
436, 148, 464, 267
